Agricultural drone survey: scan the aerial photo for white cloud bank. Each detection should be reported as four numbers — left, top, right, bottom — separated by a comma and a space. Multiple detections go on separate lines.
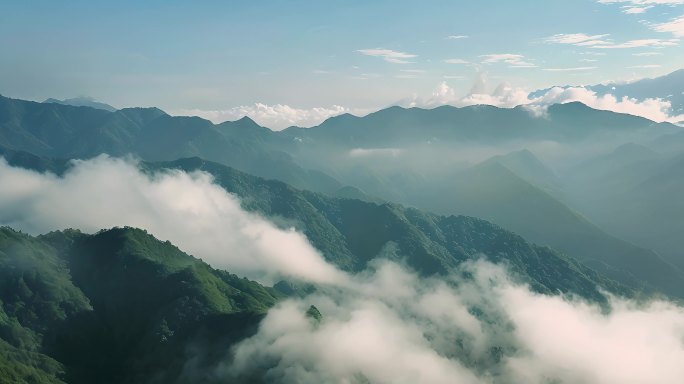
183, 80, 682, 131
2, 156, 684, 383
534, 86, 684, 122
394, 76, 684, 124
171, 103, 353, 130
221, 259, 684, 384
0, 156, 346, 284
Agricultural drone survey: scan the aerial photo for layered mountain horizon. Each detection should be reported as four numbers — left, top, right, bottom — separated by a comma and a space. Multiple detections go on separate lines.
14, 67, 684, 131
3, 2, 684, 381
2, 90, 684, 293
2, 82, 684, 381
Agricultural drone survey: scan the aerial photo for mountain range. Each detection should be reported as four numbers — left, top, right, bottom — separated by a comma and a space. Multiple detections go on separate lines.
42, 97, 117, 113
1, 89, 683, 382
2, 93, 683, 296
0, 154, 638, 383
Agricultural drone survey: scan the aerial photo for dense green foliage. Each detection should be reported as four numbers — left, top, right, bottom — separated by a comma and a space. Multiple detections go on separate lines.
156, 158, 629, 302
0, 227, 280, 383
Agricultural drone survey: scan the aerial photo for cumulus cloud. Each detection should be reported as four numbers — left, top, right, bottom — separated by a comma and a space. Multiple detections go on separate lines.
390, 73, 684, 124
171, 103, 352, 130
356, 48, 417, 64
220, 259, 684, 384
459, 82, 533, 108
533, 86, 684, 122
393, 81, 458, 109
395, 75, 533, 110
0, 156, 346, 284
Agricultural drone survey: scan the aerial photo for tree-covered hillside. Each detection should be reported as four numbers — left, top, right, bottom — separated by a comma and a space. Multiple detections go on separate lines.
0, 227, 280, 383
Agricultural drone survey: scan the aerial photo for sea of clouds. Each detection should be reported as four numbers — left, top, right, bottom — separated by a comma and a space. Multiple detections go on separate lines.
1, 156, 683, 383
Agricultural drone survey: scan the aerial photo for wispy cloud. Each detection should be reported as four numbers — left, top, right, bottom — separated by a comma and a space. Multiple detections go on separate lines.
444, 58, 470, 64
632, 51, 662, 56
400, 69, 427, 73
598, 0, 684, 5
393, 77, 684, 124
356, 48, 417, 64
622, 5, 653, 13
545, 33, 611, 46
545, 33, 679, 48
480, 54, 537, 68
543, 67, 598, 71
602, 38, 680, 48
652, 15, 684, 37
627, 64, 663, 68
350, 73, 383, 80
446, 35, 469, 40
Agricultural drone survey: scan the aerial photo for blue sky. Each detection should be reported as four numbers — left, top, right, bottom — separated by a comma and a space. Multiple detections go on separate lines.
1, 0, 682, 126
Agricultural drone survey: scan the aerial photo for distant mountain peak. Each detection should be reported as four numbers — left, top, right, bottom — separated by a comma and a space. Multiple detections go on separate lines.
236, 115, 256, 123
42, 96, 117, 112
234, 115, 263, 128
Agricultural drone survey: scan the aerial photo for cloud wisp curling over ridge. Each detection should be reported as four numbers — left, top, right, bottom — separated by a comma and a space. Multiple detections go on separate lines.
0, 156, 346, 284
